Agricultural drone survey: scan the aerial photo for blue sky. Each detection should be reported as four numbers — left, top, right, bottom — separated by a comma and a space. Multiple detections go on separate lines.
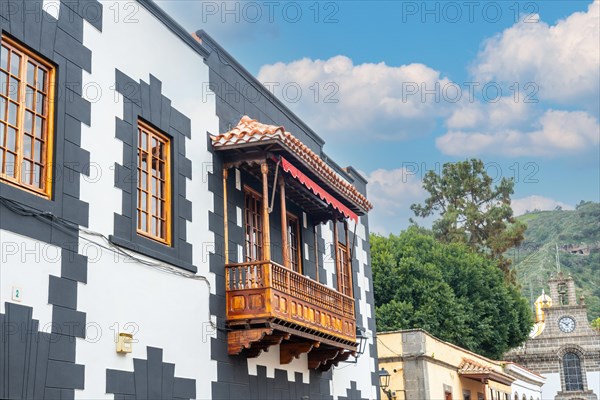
158, 0, 600, 234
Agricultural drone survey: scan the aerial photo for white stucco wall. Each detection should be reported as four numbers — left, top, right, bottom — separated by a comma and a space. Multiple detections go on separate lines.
511, 379, 542, 400
587, 371, 600, 397
541, 372, 561, 399
0, 230, 62, 329
76, 1, 219, 398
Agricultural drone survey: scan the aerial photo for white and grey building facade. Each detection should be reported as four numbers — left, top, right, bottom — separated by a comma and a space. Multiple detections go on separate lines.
0, 1, 379, 399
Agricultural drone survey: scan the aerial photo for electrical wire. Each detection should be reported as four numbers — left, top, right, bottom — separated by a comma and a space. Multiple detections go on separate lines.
0, 195, 216, 329
376, 337, 403, 358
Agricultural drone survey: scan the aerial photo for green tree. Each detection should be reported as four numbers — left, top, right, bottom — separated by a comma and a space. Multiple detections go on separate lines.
372, 228, 532, 359
411, 159, 526, 275
592, 317, 600, 332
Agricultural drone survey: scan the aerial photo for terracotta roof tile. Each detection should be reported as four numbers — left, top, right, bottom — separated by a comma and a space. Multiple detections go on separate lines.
458, 358, 493, 374
211, 116, 373, 213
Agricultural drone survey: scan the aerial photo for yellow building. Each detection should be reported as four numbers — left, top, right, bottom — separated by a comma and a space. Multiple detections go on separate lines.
377, 329, 515, 400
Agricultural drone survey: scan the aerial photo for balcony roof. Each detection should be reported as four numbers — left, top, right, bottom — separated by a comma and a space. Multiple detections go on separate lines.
458, 358, 515, 386
211, 116, 373, 215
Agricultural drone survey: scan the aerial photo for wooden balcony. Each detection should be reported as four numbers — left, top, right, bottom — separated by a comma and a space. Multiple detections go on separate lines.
225, 260, 358, 370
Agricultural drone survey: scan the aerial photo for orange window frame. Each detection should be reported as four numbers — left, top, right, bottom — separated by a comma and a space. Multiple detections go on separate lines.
0, 36, 56, 198
136, 119, 172, 245
243, 186, 263, 262
337, 242, 352, 297
287, 212, 302, 274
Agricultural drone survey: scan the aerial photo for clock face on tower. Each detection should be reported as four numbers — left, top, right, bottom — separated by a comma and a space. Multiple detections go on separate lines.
558, 316, 576, 333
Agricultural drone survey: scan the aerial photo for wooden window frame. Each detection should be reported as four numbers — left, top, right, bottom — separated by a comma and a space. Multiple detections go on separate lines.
0, 36, 55, 198
136, 119, 172, 245
286, 212, 302, 274
334, 220, 353, 297
243, 185, 263, 262
337, 241, 352, 297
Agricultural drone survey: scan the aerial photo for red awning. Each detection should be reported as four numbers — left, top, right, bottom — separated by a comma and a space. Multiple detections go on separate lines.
277, 156, 358, 223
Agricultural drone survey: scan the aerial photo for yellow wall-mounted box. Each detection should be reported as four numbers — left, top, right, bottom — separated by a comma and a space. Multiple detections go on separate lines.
116, 332, 133, 353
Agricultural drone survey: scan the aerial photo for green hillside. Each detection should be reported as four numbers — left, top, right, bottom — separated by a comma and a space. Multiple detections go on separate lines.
509, 201, 600, 321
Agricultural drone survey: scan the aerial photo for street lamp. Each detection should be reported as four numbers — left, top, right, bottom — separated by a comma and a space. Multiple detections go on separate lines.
356, 327, 367, 356
338, 327, 368, 366
378, 367, 393, 400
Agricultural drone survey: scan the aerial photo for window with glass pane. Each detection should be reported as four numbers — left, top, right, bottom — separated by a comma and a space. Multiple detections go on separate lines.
0, 37, 54, 196
287, 213, 301, 273
563, 352, 584, 391
337, 243, 352, 296
244, 188, 263, 261
136, 120, 171, 244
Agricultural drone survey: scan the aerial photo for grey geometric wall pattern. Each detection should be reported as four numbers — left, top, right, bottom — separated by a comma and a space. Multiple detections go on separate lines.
1, 0, 100, 398
106, 346, 196, 400
110, 69, 195, 273
0, 302, 85, 399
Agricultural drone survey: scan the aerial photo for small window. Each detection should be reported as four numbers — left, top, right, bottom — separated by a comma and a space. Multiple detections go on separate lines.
337, 242, 352, 296
287, 213, 301, 273
244, 187, 263, 262
136, 120, 171, 244
563, 352, 584, 391
0, 36, 55, 197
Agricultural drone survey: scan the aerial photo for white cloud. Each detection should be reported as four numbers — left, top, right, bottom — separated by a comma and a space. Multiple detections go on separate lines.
364, 168, 427, 234
512, 195, 575, 216
438, 1, 600, 158
257, 56, 451, 140
472, 0, 600, 109
445, 96, 532, 131
437, 109, 600, 157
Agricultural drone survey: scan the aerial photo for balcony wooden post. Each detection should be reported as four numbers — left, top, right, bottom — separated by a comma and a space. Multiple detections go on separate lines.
314, 225, 319, 283
223, 168, 229, 264
279, 175, 290, 268
344, 220, 353, 297
261, 162, 271, 260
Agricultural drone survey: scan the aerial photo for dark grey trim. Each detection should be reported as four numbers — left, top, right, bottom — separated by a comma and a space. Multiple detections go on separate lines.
0, 5, 92, 229
212, 365, 335, 400
0, 302, 85, 398
138, 0, 208, 58
197, 30, 325, 148
0, 1, 98, 397
344, 166, 368, 187
338, 381, 369, 400
360, 215, 380, 392
320, 151, 356, 185
106, 346, 196, 400
111, 69, 195, 273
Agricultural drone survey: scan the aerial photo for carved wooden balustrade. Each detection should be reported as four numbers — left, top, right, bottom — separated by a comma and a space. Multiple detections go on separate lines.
225, 260, 357, 368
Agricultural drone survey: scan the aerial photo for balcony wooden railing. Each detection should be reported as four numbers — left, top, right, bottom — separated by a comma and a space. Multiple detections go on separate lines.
225, 260, 356, 343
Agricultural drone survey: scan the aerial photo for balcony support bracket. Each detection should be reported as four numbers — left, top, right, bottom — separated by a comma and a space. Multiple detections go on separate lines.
308, 348, 355, 371
228, 328, 273, 356
280, 341, 320, 364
